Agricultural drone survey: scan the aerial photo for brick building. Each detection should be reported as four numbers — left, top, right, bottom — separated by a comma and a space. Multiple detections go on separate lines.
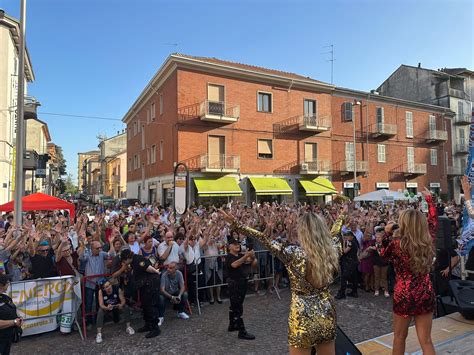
123, 54, 454, 205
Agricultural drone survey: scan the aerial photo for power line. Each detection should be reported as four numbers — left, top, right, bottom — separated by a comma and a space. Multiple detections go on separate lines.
38, 111, 123, 122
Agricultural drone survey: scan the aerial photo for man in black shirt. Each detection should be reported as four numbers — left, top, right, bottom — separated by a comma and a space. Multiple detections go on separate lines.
225, 236, 256, 340
0, 274, 22, 355
120, 249, 161, 338
336, 230, 359, 299
29, 241, 57, 279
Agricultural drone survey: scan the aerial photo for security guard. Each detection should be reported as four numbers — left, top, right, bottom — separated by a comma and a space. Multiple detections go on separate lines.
0, 275, 22, 355
225, 236, 256, 340
120, 249, 161, 338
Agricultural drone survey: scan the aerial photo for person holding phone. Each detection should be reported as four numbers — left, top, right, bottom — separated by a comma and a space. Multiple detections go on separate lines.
95, 279, 134, 344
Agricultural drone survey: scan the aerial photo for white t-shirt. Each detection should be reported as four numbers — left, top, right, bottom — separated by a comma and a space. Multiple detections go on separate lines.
158, 241, 180, 265
179, 239, 201, 265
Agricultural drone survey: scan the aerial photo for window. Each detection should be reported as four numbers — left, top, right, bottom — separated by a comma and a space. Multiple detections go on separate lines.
137, 154, 140, 168
159, 94, 163, 116
376, 107, 384, 125
342, 102, 353, 121
257, 139, 273, 159
304, 99, 317, 117
151, 102, 156, 120
405, 111, 413, 138
146, 109, 150, 124
458, 128, 466, 146
127, 127, 131, 141
128, 158, 132, 172
430, 149, 438, 166
133, 155, 138, 170
429, 115, 436, 131
458, 101, 464, 117
147, 149, 150, 165
377, 144, 386, 163
138, 121, 141, 133
304, 143, 317, 162
345, 142, 355, 171
151, 145, 156, 163
133, 121, 137, 136
257, 92, 272, 113
141, 126, 145, 150
160, 140, 164, 161
407, 147, 414, 168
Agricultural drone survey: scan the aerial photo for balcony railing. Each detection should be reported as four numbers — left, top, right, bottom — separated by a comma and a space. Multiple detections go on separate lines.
372, 123, 397, 137
300, 160, 332, 174
447, 166, 463, 176
449, 88, 468, 99
199, 100, 240, 123
338, 160, 368, 173
454, 114, 471, 125
455, 143, 469, 154
199, 154, 240, 172
403, 163, 427, 175
298, 115, 331, 132
426, 130, 448, 142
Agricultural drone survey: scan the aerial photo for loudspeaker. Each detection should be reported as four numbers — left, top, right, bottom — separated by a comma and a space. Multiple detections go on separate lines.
436, 216, 452, 249
449, 279, 474, 320
310, 326, 361, 355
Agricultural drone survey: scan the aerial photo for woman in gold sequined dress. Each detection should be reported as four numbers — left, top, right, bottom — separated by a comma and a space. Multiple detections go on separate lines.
220, 208, 345, 355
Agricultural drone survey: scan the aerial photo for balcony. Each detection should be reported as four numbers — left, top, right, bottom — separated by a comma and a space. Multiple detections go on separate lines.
447, 166, 463, 176
454, 114, 471, 125
402, 163, 427, 176
426, 130, 448, 143
371, 123, 397, 138
298, 115, 331, 132
199, 100, 240, 123
300, 160, 332, 175
449, 88, 468, 99
199, 154, 240, 173
338, 160, 368, 175
455, 143, 469, 155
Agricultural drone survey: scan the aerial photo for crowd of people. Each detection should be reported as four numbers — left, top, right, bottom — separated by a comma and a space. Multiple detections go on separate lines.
0, 190, 473, 352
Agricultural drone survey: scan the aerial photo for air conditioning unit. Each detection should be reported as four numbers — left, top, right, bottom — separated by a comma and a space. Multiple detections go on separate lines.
301, 163, 309, 170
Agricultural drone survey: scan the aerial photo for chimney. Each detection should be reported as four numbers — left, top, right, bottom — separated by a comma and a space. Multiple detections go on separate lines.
418, 62, 421, 68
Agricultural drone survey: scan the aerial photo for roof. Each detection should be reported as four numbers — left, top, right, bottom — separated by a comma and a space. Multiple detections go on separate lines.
441, 68, 474, 77
172, 53, 329, 85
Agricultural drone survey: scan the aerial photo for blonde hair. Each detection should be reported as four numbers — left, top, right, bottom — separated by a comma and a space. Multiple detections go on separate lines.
398, 209, 434, 275
297, 212, 339, 289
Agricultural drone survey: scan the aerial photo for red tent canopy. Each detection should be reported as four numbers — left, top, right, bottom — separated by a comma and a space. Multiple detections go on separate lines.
0, 193, 75, 220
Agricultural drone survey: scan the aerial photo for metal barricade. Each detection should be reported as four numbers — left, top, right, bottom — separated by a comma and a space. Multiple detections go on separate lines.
195, 250, 280, 315
460, 255, 474, 280
7, 276, 83, 340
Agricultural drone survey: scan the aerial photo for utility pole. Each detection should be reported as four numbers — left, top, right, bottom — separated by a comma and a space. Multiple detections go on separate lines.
322, 44, 335, 84
14, 0, 27, 224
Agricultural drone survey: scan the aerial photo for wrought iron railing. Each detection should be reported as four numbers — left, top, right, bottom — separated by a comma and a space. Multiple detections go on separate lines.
300, 160, 332, 172
199, 154, 240, 170
199, 100, 240, 119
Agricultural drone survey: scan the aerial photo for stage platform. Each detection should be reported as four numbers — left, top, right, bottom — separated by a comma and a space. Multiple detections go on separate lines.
356, 312, 474, 354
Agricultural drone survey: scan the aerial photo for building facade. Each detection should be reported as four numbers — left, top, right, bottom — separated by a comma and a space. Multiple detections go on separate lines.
77, 150, 100, 194
98, 132, 126, 197
0, 11, 35, 203
124, 54, 454, 205
25, 118, 50, 194
377, 65, 473, 201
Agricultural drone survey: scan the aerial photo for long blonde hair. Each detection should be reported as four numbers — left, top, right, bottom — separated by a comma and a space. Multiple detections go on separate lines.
297, 212, 339, 288
398, 209, 434, 275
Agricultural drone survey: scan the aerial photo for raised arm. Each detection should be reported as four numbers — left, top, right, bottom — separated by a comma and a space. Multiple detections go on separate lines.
422, 188, 438, 240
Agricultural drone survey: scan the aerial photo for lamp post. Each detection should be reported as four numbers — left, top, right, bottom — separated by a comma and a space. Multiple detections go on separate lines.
13, 0, 27, 224
352, 100, 361, 197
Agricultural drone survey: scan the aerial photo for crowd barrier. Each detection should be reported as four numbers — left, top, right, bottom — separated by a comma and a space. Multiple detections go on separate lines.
81, 262, 190, 339
7, 276, 83, 339
194, 250, 280, 315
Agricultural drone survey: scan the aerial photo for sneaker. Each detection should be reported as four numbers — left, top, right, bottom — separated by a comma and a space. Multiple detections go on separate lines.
177, 312, 189, 320
126, 326, 135, 335
158, 317, 164, 327
384, 291, 390, 298
374, 290, 380, 297
144, 327, 161, 339
96, 333, 103, 344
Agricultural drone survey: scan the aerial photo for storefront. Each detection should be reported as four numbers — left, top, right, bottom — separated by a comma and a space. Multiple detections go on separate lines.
298, 177, 336, 204
430, 182, 441, 197
376, 182, 390, 191
193, 177, 243, 206
162, 182, 174, 207
248, 177, 293, 203
343, 182, 355, 199
406, 182, 418, 196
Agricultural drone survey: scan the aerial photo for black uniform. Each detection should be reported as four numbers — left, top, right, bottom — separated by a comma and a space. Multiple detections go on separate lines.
0, 294, 20, 355
337, 235, 359, 298
225, 247, 254, 340
130, 254, 161, 336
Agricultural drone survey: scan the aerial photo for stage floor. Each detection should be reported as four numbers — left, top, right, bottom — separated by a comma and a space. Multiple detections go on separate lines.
356, 312, 474, 354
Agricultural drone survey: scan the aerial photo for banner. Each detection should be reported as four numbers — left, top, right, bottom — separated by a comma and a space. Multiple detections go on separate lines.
460, 110, 474, 255
7, 276, 81, 336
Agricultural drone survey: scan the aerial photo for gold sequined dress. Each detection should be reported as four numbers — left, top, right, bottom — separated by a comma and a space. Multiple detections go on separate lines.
232, 215, 344, 348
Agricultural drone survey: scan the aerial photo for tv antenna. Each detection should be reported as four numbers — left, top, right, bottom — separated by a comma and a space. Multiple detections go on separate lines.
321, 44, 335, 84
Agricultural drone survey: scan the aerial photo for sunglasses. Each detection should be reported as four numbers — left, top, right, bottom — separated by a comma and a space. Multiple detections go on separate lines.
38, 249, 49, 253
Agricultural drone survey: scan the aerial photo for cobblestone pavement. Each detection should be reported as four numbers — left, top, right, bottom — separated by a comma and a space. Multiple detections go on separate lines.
13, 285, 394, 354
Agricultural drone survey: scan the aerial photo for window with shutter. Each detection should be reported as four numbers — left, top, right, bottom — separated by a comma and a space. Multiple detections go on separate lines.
343, 102, 353, 121
406, 112, 413, 138
258, 139, 273, 159
257, 92, 272, 113
429, 115, 436, 132
377, 144, 386, 163
304, 143, 317, 162
430, 149, 437, 166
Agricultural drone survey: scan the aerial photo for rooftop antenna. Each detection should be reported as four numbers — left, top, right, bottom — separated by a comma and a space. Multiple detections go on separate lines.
164, 43, 179, 52
321, 44, 335, 84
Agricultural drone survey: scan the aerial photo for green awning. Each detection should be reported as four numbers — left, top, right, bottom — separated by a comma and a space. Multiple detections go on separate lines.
299, 177, 337, 196
249, 177, 293, 195
194, 177, 243, 197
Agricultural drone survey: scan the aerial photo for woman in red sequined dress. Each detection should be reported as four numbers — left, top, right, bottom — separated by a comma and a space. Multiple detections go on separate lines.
378, 190, 437, 355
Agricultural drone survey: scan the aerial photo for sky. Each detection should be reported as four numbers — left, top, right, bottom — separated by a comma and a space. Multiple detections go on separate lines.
0, 0, 472, 183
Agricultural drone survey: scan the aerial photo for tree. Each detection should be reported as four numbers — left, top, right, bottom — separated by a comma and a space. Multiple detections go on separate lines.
64, 174, 77, 195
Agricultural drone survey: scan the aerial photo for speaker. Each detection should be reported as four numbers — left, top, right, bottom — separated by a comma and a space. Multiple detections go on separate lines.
436, 216, 452, 249
449, 279, 474, 320
310, 326, 361, 355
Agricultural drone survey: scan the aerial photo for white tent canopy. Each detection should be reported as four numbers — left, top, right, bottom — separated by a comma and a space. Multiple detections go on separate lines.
354, 189, 408, 202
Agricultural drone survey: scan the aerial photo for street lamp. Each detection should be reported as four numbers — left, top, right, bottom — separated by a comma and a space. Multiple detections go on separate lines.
352, 100, 361, 197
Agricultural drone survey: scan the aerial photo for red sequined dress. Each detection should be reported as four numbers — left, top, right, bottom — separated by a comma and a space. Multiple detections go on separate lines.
379, 195, 437, 318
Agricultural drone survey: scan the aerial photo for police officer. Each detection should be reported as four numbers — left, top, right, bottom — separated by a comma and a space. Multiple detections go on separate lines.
0, 275, 22, 355
225, 236, 256, 340
120, 249, 161, 338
